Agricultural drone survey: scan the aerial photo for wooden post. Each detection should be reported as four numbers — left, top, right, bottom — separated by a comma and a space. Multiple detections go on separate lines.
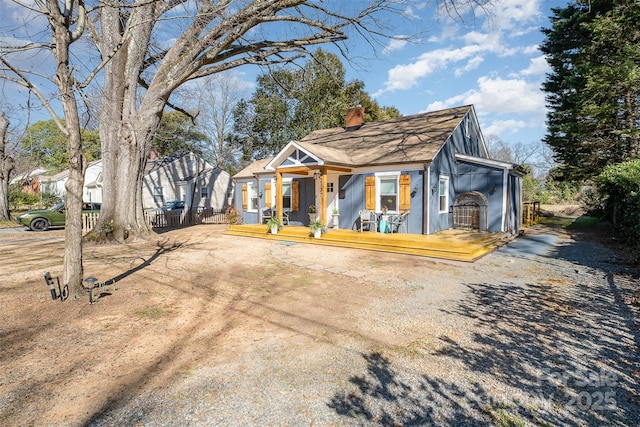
319, 168, 327, 225
275, 170, 283, 223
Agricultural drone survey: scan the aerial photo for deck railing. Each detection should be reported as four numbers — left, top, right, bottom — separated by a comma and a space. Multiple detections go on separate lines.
82, 208, 230, 232
522, 201, 541, 226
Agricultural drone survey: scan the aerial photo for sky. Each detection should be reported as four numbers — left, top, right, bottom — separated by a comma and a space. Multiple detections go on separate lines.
349, 0, 565, 146
0, 0, 566, 149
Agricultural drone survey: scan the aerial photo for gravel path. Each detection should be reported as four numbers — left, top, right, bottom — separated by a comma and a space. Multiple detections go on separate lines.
81, 224, 640, 427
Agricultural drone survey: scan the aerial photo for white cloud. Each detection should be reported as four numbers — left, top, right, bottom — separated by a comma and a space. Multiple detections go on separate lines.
486, 0, 542, 33
375, 39, 501, 95
516, 55, 549, 76
383, 36, 409, 55
454, 56, 483, 76
483, 119, 528, 137
426, 76, 545, 115
401, 6, 420, 20
522, 44, 541, 55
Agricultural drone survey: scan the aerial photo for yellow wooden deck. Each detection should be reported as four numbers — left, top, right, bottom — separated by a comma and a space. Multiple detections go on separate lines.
225, 224, 514, 262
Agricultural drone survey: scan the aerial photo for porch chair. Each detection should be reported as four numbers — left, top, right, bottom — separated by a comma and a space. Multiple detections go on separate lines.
359, 209, 377, 232
390, 210, 410, 233
261, 207, 273, 224
263, 207, 289, 225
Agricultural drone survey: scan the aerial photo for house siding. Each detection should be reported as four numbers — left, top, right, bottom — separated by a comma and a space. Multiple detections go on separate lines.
427, 114, 498, 234
508, 174, 523, 234
142, 153, 232, 210
456, 161, 506, 232
451, 113, 485, 157
428, 138, 458, 233
338, 174, 363, 230
335, 171, 423, 233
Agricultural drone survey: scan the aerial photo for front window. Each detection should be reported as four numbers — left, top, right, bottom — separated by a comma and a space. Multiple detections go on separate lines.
439, 176, 449, 213
378, 175, 398, 213
248, 182, 259, 211
200, 186, 209, 199
282, 181, 292, 209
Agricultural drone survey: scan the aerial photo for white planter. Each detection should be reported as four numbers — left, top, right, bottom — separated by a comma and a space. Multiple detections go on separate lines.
313, 228, 322, 239
332, 214, 340, 229
270, 225, 278, 234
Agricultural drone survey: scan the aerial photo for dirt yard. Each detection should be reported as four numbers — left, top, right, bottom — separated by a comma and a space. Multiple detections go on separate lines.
1, 219, 638, 426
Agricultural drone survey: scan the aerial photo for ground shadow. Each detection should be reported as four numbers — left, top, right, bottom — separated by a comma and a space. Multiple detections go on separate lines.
329, 221, 639, 426
99, 239, 184, 285
328, 351, 494, 426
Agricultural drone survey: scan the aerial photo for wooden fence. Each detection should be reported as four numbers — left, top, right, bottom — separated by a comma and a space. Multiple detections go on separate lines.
522, 201, 541, 226
82, 208, 230, 233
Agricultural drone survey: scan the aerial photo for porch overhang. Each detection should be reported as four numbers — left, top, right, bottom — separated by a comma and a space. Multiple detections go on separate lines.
266, 141, 354, 225
273, 163, 353, 226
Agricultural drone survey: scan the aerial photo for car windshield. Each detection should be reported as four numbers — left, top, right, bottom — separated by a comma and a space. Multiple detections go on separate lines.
50, 202, 65, 211
163, 201, 183, 209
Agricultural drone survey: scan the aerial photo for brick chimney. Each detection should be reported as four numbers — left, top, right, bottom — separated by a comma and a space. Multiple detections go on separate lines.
345, 105, 364, 130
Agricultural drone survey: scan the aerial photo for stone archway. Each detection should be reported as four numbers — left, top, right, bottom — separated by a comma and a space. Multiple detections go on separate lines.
453, 191, 488, 231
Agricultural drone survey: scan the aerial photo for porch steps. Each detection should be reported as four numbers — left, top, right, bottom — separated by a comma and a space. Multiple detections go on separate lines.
225, 224, 513, 262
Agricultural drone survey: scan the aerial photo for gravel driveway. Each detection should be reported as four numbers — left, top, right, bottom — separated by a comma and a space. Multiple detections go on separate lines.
75, 222, 639, 427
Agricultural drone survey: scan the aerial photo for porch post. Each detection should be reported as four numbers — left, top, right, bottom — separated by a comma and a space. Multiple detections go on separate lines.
275, 170, 283, 222
319, 167, 327, 225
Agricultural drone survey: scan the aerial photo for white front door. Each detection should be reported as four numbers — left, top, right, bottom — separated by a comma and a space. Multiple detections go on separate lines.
325, 173, 340, 224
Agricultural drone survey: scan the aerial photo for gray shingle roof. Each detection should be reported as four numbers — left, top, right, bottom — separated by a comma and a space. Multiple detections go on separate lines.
297, 105, 471, 167
234, 105, 472, 178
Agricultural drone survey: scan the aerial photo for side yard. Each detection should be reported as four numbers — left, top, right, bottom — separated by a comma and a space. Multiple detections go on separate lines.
0, 221, 638, 426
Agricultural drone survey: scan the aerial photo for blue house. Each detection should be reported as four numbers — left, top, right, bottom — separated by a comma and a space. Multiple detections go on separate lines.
233, 105, 524, 236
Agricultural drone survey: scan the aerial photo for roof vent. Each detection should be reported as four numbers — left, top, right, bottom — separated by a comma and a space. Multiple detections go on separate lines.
345, 105, 364, 130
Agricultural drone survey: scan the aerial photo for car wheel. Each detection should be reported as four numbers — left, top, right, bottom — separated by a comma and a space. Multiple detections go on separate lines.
30, 218, 50, 232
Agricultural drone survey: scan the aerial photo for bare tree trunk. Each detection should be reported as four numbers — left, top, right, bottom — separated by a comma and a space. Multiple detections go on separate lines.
85, 2, 158, 243
50, 0, 88, 296
0, 113, 14, 221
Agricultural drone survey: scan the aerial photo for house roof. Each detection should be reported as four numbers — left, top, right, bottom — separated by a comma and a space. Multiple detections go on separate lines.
455, 153, 526, 175
40, 169, 69, 182
145, 151, 215, 180
10, 168, 48, 184
233, 157, 274, 179
234, 105, 476, 179
294, 105, 472, 167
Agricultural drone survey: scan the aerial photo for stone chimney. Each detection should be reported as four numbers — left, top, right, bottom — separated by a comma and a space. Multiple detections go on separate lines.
345, 105, 365, 130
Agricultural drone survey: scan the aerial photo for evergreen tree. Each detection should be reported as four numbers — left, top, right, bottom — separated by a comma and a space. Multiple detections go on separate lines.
541, 0, 640, 181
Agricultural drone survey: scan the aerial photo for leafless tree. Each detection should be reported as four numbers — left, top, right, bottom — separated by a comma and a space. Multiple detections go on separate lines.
0, 113, 15, 221
183, 73, 248, 172
1, 0, 89, 293
1, 0, 494, 293
485, 135, 554, 179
